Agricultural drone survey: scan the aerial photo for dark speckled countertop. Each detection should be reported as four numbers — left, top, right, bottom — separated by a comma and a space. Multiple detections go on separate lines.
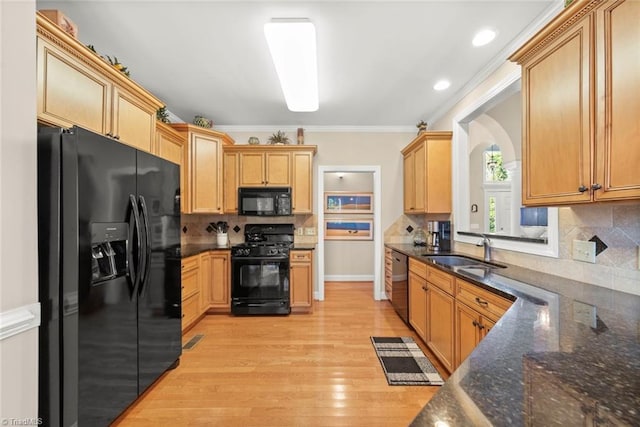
385, 244, 640, 426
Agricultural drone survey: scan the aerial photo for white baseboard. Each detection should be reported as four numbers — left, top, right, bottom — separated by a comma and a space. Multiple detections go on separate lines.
324, 275, 374, 282
0, 302, 41, 341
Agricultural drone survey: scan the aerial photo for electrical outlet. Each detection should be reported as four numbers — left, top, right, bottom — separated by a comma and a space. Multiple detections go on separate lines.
305, 227, 316, 236
572, 240, 596, 263
296, 227, 304, 236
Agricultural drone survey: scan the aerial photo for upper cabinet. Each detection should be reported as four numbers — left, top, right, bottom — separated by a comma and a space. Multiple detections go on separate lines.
36, 12, 162, 153
510, 0, 640, 205
170, 124, 234, 214
155, 122, 187, 212
402, 132, 452, 214
223, 145, 317, 214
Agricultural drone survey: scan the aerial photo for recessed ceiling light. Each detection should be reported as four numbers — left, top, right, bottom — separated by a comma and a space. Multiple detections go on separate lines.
472, 29, 497, 47
433, 80, 451, 91
264, 18, 318, 112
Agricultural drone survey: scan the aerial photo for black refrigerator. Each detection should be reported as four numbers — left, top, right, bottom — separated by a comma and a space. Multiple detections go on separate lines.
37, 126, 182, 426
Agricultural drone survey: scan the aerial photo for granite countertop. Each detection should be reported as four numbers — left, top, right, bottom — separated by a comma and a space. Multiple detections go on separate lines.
385, 243, 640, 426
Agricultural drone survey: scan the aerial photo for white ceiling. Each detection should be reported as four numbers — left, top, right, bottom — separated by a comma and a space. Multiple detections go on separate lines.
38, 1, 560, 131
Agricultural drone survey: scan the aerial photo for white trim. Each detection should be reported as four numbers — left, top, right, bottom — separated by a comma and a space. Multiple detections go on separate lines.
216, 125, 415, 134
324, 275, 374, 282
452, 71, 559, 258
0, 303, 41, 341
317, 165, 383, 302
427, 1, 563, 126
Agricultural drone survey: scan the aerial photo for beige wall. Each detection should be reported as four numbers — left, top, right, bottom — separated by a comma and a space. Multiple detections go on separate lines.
431, 61, 640, 296
0, 0, 39, 420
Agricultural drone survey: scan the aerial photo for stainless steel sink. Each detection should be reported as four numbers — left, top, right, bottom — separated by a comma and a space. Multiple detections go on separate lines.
421, 255, 506, 269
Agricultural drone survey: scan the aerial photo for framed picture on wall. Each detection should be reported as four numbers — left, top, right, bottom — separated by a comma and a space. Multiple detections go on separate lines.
324, 192, 373, 214
324, 219, 373, 241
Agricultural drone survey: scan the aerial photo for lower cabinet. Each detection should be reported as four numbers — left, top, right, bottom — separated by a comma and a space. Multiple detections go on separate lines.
181, 255, 201, 333
384, 248, 393, 300
208, 251, 231, 312
455, 301, 496, 367
407, 257, 512, 373
290, 250, 314, 313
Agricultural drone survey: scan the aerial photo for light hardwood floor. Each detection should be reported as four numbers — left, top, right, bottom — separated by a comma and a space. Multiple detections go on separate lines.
114, 282, 446, 426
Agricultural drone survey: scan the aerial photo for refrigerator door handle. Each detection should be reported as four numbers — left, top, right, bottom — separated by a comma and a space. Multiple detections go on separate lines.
127, 194, 142, 296
138, 195, 152, 297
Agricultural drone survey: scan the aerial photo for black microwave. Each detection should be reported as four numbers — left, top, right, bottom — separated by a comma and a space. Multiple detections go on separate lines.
238, 187, 292, 216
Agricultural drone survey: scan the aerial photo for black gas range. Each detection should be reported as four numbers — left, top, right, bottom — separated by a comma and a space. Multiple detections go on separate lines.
230, 224, 294, 315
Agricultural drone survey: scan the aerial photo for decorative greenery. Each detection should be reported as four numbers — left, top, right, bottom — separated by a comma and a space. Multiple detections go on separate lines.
193, 115, 213, 128
85, 44, 130, 77
268, 130, 290, 145
416, 120, 428, 134
156, 106, 170, 123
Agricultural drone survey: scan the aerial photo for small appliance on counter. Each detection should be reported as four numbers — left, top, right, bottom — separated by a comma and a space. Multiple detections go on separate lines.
426, 220, 451, 252
412, 227, 427, 246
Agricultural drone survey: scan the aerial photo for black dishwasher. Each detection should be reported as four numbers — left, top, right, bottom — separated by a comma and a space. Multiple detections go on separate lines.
390, 251, 409, 325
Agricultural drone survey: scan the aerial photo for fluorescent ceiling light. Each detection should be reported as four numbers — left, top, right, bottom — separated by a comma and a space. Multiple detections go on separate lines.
433, 80, 451, 91
264, 19, 318, 112
472, 29, 497, 47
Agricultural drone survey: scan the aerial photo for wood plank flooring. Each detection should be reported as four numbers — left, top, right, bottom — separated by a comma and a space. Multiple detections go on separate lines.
113, 282, 446, 426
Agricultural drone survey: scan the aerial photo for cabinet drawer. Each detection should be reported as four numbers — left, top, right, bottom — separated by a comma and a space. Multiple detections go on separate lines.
426, 266, 455, 296
290, 250, 312, 262
182, 293, 199, 330
181, 258, 199, 299
408, 258, 427, 279
456, 279, 513, 321
182, 255, 199, 272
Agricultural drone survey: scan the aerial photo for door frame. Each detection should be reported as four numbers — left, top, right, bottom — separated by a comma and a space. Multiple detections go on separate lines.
316, 165, 383, 301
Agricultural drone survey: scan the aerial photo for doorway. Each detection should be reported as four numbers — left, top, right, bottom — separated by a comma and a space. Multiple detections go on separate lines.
316, 166, 382, 301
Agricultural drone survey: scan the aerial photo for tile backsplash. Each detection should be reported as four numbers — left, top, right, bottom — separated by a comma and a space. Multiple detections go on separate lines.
455, 203, 640, 296
182, 214, 317, 245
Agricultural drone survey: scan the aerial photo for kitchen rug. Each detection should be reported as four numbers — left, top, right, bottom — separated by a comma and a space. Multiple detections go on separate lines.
370, 337, 444, 386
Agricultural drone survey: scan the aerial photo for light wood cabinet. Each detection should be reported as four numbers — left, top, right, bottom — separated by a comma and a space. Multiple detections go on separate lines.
425, 266, 455, 373
181, 255, 201, 333
240, 151, 291, 187
402, 132, 452, 214
155, 122, 186, 212
208, 251, 231, 312
290, 250, 313, 313
170, 124, 234, 214
384, 248, 393, 300
408, 259, 428, 342
36, 12, 162, 153
510, 0, 640, 205
454, 278, 510, 368
223, 145, 317, 214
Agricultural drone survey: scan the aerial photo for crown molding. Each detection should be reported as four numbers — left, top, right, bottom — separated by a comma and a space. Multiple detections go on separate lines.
214, 125, 416, 133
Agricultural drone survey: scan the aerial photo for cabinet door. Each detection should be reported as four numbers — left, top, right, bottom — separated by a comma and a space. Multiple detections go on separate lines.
199, 253, 212, 313
112, 86, 156, 153
292, 151, 313, 213
595, 0, 640, 201
155, 123, 186, 212
190, 133, 222, 213
479, 316, 496, 340
522, 16, 592, 205
290, 252, 313, 311
426, 138, 451, 213
210, 251, 230, 310
403, 153, 415, 213
455, 302, 480, 368
426, 285, 455, 373
223, 152, 239, 213
37, 36, 111, 134
265, 152, 291, 186
239, 152, 266, 186
408, 271, 427, 342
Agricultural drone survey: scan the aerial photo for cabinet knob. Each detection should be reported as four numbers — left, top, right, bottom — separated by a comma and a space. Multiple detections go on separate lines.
114, 135, 120, 140
421, 286, 427, 291
578, 185, 589, 193
106, 132, 113, 138
591, 183, 602, 191
478, 323, 485, 330
472, 320, 479, 327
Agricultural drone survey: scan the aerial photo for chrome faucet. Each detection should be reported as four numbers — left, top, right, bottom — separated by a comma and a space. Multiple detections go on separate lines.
477, 236, 492, 262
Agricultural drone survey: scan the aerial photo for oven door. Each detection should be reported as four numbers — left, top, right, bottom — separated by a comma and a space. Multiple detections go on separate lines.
231, 256, 290, 314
